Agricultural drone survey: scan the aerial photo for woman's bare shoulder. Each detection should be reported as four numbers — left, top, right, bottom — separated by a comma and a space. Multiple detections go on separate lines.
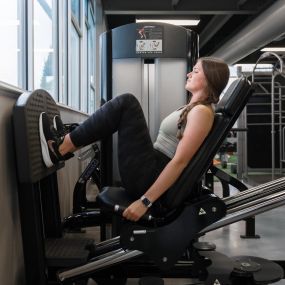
188, 104, 214, 117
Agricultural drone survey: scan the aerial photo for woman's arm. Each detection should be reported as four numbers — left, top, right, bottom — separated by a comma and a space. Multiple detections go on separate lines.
123, 104, 214, 221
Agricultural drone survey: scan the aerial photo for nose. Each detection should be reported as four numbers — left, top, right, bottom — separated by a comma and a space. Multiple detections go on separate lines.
187, 72, 192, 78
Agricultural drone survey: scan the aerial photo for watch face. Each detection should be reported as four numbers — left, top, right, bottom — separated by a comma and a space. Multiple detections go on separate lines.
142, 198, 150, 206
141, 196, 152, 208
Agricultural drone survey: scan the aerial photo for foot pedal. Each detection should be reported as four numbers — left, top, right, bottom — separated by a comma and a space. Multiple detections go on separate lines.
232, 256, 283, 284
45, 237, 95, 267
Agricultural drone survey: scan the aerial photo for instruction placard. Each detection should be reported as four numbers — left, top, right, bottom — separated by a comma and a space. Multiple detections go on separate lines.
136, 25, 163, 54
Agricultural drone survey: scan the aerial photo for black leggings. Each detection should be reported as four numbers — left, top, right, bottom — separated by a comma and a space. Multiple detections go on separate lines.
70, 93, 170, 199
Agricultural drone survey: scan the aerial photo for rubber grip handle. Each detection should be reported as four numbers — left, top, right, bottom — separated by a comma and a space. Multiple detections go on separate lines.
113, 204, 153, 221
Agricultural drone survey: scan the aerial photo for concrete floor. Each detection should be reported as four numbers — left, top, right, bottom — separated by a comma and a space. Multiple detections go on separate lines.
84, 180, 285, 285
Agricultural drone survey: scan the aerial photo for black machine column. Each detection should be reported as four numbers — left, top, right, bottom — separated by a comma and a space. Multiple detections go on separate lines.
13, 90, 94, 284
13, 90, 63, 284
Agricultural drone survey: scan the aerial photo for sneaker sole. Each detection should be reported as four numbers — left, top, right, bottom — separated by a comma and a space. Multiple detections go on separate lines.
39, 112, 54, 168
53, 115, 58, 131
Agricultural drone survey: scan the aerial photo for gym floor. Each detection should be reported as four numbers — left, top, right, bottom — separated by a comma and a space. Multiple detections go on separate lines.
84, 180, 285, 285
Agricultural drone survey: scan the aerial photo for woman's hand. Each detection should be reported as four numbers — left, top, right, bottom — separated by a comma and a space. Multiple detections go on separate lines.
122, 200, 148, 221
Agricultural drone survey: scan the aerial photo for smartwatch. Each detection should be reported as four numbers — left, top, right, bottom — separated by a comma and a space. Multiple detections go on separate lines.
140, 195, 152, 208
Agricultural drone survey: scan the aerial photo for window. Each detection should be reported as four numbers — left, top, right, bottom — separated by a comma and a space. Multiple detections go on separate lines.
68, 0, 97, 113
0, 0, 23, 87
34, 0, 57, 98
69, 0, 82, 109
70, 24, 80, 108
71, 0, 80, 24
82, 9, 88, 112
0, 0, 99, 113
87, 3, 96, 113
58, 0, 68, 104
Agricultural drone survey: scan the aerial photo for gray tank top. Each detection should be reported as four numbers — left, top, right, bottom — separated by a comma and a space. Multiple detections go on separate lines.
154, 104, 215, 158
153, 107, 183, 158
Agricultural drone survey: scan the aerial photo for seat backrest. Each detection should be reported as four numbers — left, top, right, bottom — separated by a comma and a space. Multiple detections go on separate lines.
163, 77, 253, 209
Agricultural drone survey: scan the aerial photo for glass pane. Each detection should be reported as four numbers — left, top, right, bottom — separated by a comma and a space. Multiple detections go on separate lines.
88, 21, 94, 86
71, 0, 80, 24
82, 20, 88, 112
85, 0, 88, 16
34, 0, 56, 98
70, 24, 80, 109
59, 0, 68, 104
89, 88, 95, 113
88, 5, 95, 112
0, 0, 23, 87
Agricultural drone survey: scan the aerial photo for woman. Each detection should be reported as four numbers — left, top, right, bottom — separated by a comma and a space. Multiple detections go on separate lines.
39, 57, 229, 221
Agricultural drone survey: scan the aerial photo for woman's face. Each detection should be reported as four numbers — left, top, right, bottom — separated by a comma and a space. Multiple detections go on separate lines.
185, 60, 207, 94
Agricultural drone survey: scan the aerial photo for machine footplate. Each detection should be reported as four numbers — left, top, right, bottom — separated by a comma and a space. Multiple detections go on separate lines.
45, 237, 95, 267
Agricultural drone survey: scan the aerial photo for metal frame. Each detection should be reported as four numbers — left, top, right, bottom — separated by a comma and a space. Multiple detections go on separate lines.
58, 177, 285, 283
250, 52, 285, 180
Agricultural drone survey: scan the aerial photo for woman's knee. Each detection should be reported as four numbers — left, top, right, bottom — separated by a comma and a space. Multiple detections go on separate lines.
118, 93, 140, 106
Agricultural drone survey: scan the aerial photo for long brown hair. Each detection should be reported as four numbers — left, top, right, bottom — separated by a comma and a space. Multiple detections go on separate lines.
177, 57, 230, 139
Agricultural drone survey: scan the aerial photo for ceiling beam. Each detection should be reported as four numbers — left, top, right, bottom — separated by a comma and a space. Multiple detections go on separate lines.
199, 15, 232, 48
104, 10, 255, 15
103, 0, 258, 15
212, 0, 285, 64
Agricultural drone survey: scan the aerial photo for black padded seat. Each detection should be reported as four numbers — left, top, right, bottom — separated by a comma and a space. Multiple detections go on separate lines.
98, 186, 134, 211
97, 186, 183, 225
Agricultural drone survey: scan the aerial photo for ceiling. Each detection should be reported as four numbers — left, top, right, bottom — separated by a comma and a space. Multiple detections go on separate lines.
102, 0, 285, 64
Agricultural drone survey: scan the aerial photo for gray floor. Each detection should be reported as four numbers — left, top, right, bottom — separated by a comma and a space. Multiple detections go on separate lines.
86, 180, 285, 285
200, 181, 285, 260
200, 207, 285, 260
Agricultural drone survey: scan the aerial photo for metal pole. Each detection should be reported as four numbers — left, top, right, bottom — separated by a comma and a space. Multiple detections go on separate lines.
272, 74, 275, 180
251, 52, 284, 181
277, 82, 282, 175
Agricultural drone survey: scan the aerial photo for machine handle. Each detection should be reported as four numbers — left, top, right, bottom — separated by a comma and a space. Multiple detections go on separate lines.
114, 204, 153, 222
